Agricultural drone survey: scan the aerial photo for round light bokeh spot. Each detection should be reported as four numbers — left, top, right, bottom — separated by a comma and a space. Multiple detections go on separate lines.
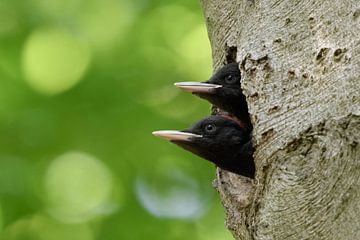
1, 215, 93, 240
22, 28, 91, 95
45, 151, 115, 223
135, 159, 212, 220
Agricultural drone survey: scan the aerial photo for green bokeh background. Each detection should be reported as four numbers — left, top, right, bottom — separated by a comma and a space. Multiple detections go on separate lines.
0, 0, 233, 239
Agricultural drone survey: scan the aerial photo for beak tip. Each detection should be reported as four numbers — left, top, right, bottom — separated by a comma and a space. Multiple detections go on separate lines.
174, 82, 186, 89
152, 131, 160, 137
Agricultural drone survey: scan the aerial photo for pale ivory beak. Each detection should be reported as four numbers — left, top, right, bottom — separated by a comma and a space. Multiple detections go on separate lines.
174, 82, 222, 93
152, 130, 202, 141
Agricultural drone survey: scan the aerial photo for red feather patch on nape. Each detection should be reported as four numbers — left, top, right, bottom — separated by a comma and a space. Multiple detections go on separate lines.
221, 115, 245, 129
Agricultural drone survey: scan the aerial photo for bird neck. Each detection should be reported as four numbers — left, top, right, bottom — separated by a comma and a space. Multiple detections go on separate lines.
222, 141, 255, 178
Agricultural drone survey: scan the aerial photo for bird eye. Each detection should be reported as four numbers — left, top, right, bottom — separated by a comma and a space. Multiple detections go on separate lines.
204, 124, 216, 133
225, 74, 236, 83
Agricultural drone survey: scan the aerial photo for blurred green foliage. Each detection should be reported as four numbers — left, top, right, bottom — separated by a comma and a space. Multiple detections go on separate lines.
0, 0, 233, 239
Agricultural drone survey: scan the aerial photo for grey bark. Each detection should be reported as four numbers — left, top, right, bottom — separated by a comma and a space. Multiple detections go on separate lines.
200, 0, 360, 239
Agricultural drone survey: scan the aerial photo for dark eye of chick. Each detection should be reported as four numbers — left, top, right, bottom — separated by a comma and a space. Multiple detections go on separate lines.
224, 74, 236, 84
204, 124, 216, 133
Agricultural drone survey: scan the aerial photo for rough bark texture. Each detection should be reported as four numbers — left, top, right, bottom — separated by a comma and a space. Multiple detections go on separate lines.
201, 0, 360, 239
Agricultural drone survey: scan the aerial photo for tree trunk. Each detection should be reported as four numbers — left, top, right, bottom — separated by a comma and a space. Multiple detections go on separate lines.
200, 0, 360, 239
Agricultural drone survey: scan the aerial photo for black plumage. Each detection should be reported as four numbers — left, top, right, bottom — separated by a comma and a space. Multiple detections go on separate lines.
175, 63, 252, 131
153, 115, 255, 178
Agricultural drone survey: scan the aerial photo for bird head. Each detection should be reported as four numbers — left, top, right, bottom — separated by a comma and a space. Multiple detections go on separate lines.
153, 115, 254, 178
175, 63, 251, 129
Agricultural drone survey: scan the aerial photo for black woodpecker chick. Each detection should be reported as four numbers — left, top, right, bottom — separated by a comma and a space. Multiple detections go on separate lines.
175, 63, 251, 131
153, 115, 255, 178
